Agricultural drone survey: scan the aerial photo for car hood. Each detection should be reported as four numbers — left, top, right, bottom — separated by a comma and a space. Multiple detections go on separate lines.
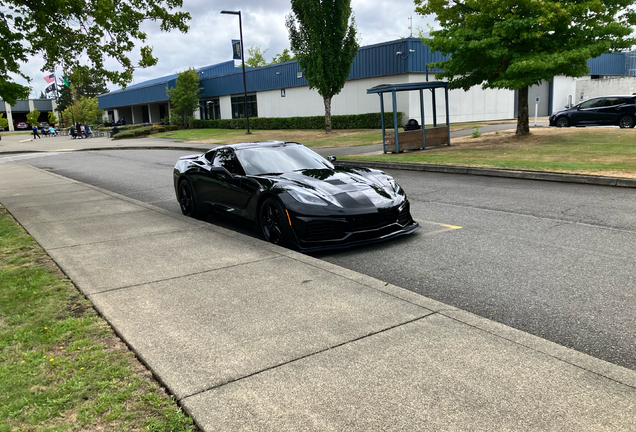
275, 168, 403, 210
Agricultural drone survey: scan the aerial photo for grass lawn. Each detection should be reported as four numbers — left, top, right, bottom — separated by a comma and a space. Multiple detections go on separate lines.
0, 206, 196, 431
340, 128, 636, 178
150, 120, 512, 148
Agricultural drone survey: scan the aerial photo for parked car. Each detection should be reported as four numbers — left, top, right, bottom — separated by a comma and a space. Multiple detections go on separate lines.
15, 122, 28, 129
39, 122, 50, 129
174, 141, 420, 251
550, 95, 636, 128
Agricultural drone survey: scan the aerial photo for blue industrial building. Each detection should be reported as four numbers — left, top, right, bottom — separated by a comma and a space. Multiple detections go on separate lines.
89, 37, 635, 126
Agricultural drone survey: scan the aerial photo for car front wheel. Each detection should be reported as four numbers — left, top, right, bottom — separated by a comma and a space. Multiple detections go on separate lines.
556, 117, 570, 128
258, 197, 288, 246
618, 115, 635, 129
178, 180, 202, 218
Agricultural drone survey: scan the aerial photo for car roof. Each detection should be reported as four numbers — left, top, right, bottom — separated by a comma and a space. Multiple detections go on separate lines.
212, 141, 302, 151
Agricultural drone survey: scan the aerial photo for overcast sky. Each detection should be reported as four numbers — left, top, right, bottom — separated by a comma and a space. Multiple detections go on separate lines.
18, 0, 437, 98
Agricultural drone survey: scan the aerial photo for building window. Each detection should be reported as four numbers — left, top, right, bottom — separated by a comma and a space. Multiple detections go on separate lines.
200, 99, 220, 120
231, 95, 257, 119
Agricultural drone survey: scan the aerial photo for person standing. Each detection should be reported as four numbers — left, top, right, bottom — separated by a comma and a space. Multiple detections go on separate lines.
84, 121, 90, 138
32, 125, 41, 139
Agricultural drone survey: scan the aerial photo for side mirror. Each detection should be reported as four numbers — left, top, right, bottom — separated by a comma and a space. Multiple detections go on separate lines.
327, 155, 337, 163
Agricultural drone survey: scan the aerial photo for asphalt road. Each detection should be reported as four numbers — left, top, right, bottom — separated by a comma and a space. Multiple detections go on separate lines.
7, 148, 636, 371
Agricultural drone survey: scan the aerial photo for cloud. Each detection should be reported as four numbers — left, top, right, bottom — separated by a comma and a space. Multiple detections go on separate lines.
11, 0, 438, 98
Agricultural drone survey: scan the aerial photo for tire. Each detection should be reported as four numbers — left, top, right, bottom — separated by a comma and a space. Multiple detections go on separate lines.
618, 115, 635, 129
178, 179, 202, 218
555, 117, 570, 128
258, 197, 289, 246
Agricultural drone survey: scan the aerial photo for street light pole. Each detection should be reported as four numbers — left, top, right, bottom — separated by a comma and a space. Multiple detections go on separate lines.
221, 10, 251, 134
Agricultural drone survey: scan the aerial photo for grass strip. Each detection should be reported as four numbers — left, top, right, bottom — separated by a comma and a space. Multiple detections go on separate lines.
340, 128, 636, 178
0, 207, 197, 431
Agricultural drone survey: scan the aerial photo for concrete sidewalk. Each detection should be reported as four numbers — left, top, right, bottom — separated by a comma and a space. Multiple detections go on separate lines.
1, 162, 635, 430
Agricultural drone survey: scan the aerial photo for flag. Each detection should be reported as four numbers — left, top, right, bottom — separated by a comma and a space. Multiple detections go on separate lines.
45, 83, 56, 94
63, 74, 70, 87
232, 40, 242, 60
44, 73, 55, 84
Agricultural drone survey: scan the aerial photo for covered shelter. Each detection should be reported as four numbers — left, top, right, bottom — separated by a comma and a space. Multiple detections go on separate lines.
367, 82, 451, 153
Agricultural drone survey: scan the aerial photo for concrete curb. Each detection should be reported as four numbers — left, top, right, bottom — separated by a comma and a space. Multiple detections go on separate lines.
335, 160, 636, 188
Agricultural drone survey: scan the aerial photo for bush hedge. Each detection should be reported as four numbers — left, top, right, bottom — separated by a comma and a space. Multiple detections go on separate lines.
112, 131, 135, 140
193, 112, 403, 130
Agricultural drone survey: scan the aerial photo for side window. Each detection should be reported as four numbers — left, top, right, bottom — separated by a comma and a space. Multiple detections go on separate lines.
204, 150, 215, 162
579, 98, 604, 109
605, 97, 625, 107
213, 148, 245, 175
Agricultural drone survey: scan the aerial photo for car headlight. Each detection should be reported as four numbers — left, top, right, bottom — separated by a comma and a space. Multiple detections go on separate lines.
385, 176, 401, 192
286, 186, 342, 207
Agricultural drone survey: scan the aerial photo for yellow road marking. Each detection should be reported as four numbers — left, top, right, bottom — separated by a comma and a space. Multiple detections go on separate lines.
419, 220, 463, 230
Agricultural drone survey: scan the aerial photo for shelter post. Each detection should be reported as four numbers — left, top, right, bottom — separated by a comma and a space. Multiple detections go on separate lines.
420, 88, 426, 150
445, 86, 450, 146
379, 93, 386, 153
392, 90, 399, 154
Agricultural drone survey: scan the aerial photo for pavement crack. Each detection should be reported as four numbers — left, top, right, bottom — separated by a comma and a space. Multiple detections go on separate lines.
180, 312, 437, 402
87, 256, 283, 296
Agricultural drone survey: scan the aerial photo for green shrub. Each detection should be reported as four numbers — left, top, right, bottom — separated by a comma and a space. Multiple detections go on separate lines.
471, 127, 481, 138
155, 126, 166, 132
112, 131, 135, 140
193, 112, 403, 130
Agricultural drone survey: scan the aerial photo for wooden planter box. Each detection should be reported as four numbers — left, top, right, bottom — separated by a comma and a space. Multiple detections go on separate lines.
385, 126, 449, 153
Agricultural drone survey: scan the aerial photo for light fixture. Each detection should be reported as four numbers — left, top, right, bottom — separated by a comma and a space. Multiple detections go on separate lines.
396, 51, 402, 56
409, 49, 415, 53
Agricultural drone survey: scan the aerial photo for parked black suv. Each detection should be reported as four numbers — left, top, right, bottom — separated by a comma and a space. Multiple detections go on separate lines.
549, 95, 636, 128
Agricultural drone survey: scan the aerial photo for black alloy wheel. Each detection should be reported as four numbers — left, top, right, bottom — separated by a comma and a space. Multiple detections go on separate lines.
618, 115, 635, 129
556, 117, 570, 128
259, 197, 288, 246
178, 180, 201, 218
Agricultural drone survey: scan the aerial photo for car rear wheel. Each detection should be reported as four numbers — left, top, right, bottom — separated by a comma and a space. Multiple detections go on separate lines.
259, 197, 288, 246
178, 180, 202, 218
618, 115, 635, 129
556, 117, 570, 128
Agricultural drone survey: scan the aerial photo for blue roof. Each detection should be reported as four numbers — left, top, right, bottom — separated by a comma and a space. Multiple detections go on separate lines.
98, 38, 636, 110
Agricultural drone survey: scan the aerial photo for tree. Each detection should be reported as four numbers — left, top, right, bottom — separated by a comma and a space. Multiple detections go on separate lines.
26, 109, 40, 127
56, 68, 110, 113
48, 111, 59, 126
0, 0, 191, 106
62, 88, 102, 124
286, 0, 359, 133
415, 0, 636, 136
271, 49, 295, 64
0, 113, 8, 130
166, 68, 202, 129
245, 46, 269, 68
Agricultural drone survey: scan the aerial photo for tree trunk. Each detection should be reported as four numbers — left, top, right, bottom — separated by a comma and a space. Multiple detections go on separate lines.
516, 85, 530, 136
323, 95, 332, 134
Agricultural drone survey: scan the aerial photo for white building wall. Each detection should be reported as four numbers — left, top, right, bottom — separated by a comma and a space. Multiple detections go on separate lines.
257, 74, 411, 120
220, 95, 232, 119
576, 76, 636, 102
528, 81, 551, 117
404, 74, 515, 125
551, 76, 577, 111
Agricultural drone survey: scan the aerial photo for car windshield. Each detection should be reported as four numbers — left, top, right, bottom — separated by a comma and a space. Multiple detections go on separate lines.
236, 144, 334, 175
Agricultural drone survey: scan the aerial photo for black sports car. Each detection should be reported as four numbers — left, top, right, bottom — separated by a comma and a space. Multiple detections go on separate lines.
173, 141, 419, 251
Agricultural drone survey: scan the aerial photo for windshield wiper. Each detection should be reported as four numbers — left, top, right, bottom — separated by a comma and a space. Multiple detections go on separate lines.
258, 172, 283, 176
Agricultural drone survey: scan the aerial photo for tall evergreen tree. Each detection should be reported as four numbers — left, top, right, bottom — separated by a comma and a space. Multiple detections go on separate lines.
286, 0, 359, 133
415, 0, 636, 136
